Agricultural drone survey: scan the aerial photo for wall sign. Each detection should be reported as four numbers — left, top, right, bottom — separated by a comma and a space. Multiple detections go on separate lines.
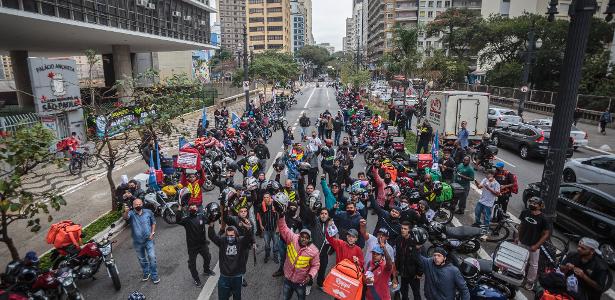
27, 58, 82, 115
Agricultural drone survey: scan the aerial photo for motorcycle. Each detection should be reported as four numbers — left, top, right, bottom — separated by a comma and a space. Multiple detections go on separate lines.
425, 222, 486, 256
471, 143, 498, 171
200, 159, 219, 192
51, 223, 122, 291
1, 261, 84, 300
453, 254, 518, 299
143, 187, 181, 224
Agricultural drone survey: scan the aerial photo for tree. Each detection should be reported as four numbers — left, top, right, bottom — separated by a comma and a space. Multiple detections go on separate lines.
420, 49, 468, 88
426, 8, 483, 58
0, 124, 67, 260
210, 49, 238, 81
249, 51, 300, 93
340, 65, 371, 91
296, 45, 332, 73
385, 26, 420, 94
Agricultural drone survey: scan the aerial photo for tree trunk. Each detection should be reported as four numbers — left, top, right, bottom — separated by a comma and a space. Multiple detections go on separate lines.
1, 211, 20, 260
107, 166, 117, 211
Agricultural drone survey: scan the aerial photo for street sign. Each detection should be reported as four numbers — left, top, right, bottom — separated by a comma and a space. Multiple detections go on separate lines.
243, 81, 250, 91
520, 86, 529, 93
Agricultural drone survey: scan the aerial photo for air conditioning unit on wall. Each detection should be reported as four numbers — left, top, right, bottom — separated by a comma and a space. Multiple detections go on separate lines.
172, 11, 182, 17
183, 15, 192, 21
147, 3, 155, 9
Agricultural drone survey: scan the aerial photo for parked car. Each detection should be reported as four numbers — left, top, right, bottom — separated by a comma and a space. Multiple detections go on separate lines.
526, 118, 589, 150
491, 123, 574, 159
488, 108, 522, 128
563, 155, 615, 184
522, 182, 615, 266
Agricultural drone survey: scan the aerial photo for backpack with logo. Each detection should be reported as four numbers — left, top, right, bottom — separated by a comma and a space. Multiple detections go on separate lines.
437, 182, 453, 203
46, 220, 82, 249
323, 259, 363, 300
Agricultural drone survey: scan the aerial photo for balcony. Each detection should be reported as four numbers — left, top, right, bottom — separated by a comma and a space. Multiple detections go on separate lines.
395, 15, 417, 21
452, 1, 482, 9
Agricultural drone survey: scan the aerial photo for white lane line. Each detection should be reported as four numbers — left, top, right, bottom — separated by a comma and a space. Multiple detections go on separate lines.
494, 156, 517, 168
583, 145, 613, 155
196, 262, 221, 300
265, 152, 283, 180
303, 88, 317, 109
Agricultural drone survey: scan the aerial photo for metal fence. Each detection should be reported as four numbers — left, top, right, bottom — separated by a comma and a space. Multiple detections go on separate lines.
0, 113, 41, 134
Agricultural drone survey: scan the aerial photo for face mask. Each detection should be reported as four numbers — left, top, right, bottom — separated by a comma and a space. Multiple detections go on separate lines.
400, 202, 409, 210
189, 208, 197, 215
134, 206, 143, 212
226, 236, 237, 245
346, 210, 354, 215
529, 204, 540, 211
384, 178, 391, 184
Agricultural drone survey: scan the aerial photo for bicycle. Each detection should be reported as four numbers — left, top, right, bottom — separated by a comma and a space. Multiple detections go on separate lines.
483, 202, 520, 243
68, 147, 98, 175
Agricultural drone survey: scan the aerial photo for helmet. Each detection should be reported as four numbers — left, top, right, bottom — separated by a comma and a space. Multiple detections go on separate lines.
469, 284, 507, 300
528, 196, 543, 205
428, 221, 446, 235
205, 202, 222, 223
226, 162, 238, 172
223, 187, 239, 207
273, 192, 290, 214
460, 257, 480, 278
482, 133, 491, 140
239, 121, 248, 129
273, 157, 285, 172
308, 190, 322, 211
244, 176, 258, 191
247, 156, 259, 166
385, 184, 400, 196
433, 181, 443, 195
226, 128, 236, 137
268, 180, 282, 192
325, 139, 333, 146
350, 181, 367, 194
17, 266, 37, 284
320, 145, 330, 153
128, 291, 146, 300
411, 227, 428, 245
298, 162, 311, 175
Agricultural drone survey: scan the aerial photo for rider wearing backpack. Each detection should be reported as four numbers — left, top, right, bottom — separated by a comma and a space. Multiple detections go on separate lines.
494, 162, 516, 213
559, 237, 610, 300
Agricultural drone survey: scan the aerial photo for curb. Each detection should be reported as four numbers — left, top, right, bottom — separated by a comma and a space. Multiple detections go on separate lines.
582, 145, 613, 155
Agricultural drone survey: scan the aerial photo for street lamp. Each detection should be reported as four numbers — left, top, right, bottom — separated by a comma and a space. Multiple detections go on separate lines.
518, 28, 542, 119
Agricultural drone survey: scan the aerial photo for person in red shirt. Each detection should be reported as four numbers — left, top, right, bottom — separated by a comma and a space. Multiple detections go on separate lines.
325, 225, 364, 268
180, 168, 206, 208
365, 246, 394, 300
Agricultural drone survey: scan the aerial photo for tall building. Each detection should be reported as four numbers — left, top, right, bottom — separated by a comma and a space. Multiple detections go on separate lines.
343, 37, 350, 52
481, 0, 610, 19
246, 0, 292, 53
219, 0, 247, 53
291, 0, 306, 53
367, 0, 396, 64
345, 17, 355, 54
298, 0, 314, 45
417, 0, 455, 54
0, 56, 12, 81
352, 1, 367, 62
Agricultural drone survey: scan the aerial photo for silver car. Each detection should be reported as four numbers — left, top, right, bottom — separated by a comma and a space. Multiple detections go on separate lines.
488, 108, 522, 128
563, 155, 615, 184
527, 118, 589, 149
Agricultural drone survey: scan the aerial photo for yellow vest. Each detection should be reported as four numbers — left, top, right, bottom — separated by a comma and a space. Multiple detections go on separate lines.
286, 243, 312, 269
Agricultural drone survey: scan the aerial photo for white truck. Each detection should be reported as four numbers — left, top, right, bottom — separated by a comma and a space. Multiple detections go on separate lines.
424, 91, 490, 142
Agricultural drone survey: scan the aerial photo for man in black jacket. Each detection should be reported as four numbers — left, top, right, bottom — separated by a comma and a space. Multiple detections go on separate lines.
208, 224, 252, 300
333, 116, 344, 146
299, 112, 311, 140
177, 204, 215, 287
394, 222, 423, 300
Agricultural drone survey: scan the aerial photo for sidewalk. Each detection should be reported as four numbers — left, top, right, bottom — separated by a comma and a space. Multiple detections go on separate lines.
0, 99, 246, 267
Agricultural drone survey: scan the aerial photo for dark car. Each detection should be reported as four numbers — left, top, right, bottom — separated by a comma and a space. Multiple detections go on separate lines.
491, 124, 573, 159
522, 182, 615, 266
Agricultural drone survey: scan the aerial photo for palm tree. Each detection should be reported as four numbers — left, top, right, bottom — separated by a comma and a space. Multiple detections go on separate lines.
389, 25, 420, 98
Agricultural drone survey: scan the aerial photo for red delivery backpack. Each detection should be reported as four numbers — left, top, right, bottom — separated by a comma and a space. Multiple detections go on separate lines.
323, 259, 364, 300
46, 220, 82, 249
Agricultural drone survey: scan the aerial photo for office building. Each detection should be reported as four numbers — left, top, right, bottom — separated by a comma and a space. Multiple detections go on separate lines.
246, 0, 292, 53
481, 0, 610, 19
298, 0, 314, 45
367, 0, 395, 63
291, 0, 306, 53
317, 43, 335, 54
345, 17, 355, 53
219, 0, 246, 53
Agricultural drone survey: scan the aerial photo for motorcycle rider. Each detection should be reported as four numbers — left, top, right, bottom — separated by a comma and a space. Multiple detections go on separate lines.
180, 168, 206, 209
419, 247, 470, 300
473, 133, 492, 168
416, 121, 433, 154
454, 156, 475, 215
123, 198, 160, 284
417, 174, 437, 203
299, 112, 311, 141
176, 204, 215, 287
370, 189, 402, 241
560, 237, 610, 300
237, 155, 262, 178
283, 153, 301, 190
320, 139, 336, 174
333, 116, 344, 146
283, 179, 298, 204
208, 224, 252, 300
394, 223, 423, 300
327, 159, 348, 186
253, 138, 270, 161
118, 179, 145, 207
225, 205, 255, 288
305, 139, 320, 186
517, 197, 552, 291
258, 193, 279, 264
365, 245, 394, 300
493, 162, 515, 213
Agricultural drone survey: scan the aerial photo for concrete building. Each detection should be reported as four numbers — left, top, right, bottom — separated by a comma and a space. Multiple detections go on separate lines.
343, 37, 350, 52
367, 0, 396, 64
246, 0, 292, 53
298, 0, 314, 45
345, 17, 355, 53
291, 0, 306, 53
481, 0, 610, 19
351, 0, 367, 63
417, 0, 456, 55
1, 56, 13, 80
219, 0, 246, 53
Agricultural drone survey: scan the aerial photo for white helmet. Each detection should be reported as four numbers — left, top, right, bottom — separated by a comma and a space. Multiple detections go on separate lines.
308, 190, 322, 211
244, 176, 258, 191
247, 156, 259, 166
273, 192, 290, 213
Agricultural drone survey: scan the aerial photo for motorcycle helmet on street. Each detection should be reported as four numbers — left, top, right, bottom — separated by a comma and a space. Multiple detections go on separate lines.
460, 257, 480, 278
411, 227, 429, 245
482, 133, 491, 141
244, 176, 258, 191
428, 221, 446, 235
205, 202, 222, 223
273, 192, 290, 214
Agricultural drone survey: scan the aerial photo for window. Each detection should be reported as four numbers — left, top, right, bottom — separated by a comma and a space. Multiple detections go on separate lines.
588, 157, 615, 172
445, 0, 450, 7
559, 185, 586, 203
253, 44, 266, 49
426, 41, 432, 47
418, 41, 424, 47
267, 7, 282, 13
268, 35, 283, 40
250, 35, 265, 41
428, 1, 434, 7
249, 26, 264, 32
428, 11, 433, 18
420, 1, 426, 7
267, 16, 283, 22
248, 0, 262, 3
267, 0, 281, 2
586, 195, 615, 215
419, 11, 425, 17
249, 8, 263, 13
436, 1, 442, 7
267, 26, 283, 31
268, 44, 283, 49
249, 17, 264, 23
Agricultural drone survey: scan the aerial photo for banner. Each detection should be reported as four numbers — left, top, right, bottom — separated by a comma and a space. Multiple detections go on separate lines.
176, 148, 201, 170
93, 106, 154, 138
231, 112, 241, 129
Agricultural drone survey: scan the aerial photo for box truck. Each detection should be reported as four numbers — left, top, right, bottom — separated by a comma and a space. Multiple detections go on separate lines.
424, 91, 490, 142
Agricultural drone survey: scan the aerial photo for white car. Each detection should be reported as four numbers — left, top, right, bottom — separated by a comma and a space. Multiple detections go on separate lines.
488, 108, 522, 128
527, 118, 589, 149
563, 155, 615, 184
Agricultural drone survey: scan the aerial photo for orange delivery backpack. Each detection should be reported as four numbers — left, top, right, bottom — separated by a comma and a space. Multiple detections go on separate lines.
323, 259, 364, 300
46, 220, 82, 249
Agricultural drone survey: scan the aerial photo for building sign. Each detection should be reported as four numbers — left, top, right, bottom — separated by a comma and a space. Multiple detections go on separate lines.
428, 97, 442, 126
93, 106, 153, 138
27, 58, 82, 115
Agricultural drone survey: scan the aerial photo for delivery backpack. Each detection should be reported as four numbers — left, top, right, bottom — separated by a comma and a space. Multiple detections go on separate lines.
538, 290, 573, 300
46, 220, 82, 249
437, 182, 453, 202
323, 259, 364, 300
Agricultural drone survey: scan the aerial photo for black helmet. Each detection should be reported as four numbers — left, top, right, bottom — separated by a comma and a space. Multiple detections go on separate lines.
274, 157, 285, 172
433, 181, 443, 195
269, 180, 282, 193
428, 221, 445, 235
460, 257, 480, 278
205, 202, 221, 223
411, 227, 428, 245
227, 162, 238, 172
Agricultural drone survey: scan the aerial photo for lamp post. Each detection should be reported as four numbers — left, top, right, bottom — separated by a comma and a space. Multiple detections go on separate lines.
518, 28, 542, 119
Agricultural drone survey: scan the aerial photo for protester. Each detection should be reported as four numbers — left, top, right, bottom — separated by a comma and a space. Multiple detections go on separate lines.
123, 198, 160, 284
457, 121, 469, 149
176, 204, 215, 287
394, 222, 423, 300
560, 237, 610, 300
364, 245, 394, 300
208, 224, 252, 300
454, 156, 474, 215
418, 247, 470, 300
473, 170, 500, 227
438, 151, 456, 183
416, 121, 433, 154
517, 197, 551, 291
493, 162, 515, 213
257, 193, 279, 264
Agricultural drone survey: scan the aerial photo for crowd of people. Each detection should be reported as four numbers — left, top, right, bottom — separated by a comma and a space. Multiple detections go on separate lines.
118, 85, 611, 300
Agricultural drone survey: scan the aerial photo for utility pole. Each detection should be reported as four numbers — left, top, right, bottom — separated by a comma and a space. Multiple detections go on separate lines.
243, 24, 250, 112
539, 0, 598, 224
356, 37, 360, 70
519, 28, 536, 119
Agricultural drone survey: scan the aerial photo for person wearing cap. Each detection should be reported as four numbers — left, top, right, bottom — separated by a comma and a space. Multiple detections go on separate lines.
278, 212, 320, 299
517, 196, 552, 291
325, 179, 364, 248
418, 247, 470, 300
560, 237, 610, 300
325, 223, 365, 267
360, 219, 395, 270
365, 244, 394, 300
180, 168, 206, 208
322, 177, 348, 211
208, 223, 252, 300
493, 161, 515, 213
438, 151, 456, 183
327, 159, 348, 186
370, 191, 402, 241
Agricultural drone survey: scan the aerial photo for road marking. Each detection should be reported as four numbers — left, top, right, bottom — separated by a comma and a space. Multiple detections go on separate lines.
494, 156, 517, 168
58, 156, 141, 196
605, 288, 615, 300
197, 262, 221, 300
265, 152, 283, 180
583, 145, 613, 155
303, 88, 316, 109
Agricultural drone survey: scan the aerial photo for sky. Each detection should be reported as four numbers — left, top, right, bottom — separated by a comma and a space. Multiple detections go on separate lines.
312, 0, 353, 52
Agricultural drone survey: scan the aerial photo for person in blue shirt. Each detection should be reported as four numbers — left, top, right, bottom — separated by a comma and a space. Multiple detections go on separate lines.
457, 120, 469, 150
123, 198, 159, 284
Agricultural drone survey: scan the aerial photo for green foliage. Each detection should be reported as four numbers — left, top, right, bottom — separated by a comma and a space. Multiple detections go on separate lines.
485, 61, 523, 87
426, 8, 484, 58
340, 66, 371, 91
249, 51, 301, 85
421, 50, 468, 88
296, 45, 332, 70
385, 26, 420, 80
0, 124, 66, 260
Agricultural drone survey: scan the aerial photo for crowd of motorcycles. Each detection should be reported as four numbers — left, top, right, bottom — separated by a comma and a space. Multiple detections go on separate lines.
1, 86, 541, 300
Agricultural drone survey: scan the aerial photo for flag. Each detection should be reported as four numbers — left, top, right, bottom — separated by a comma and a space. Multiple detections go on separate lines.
231, 112, 241, 129
201, 106, 208, 129
155, 141, 161, 171
148, 151, 160, 191
431, 131, 439, 167
179, 137, 187, 149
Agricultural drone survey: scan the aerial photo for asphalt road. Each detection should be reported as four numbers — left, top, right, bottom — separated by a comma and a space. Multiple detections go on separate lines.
78, 85, 614, 300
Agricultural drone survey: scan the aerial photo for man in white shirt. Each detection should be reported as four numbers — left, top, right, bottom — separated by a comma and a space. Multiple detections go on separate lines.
473, 170, 500, 227
359, 220, 395, 269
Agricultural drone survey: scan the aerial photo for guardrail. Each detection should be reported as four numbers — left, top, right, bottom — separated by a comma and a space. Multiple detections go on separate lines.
217, 90, 260, 106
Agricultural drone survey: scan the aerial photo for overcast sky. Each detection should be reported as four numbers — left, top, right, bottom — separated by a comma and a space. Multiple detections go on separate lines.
313, 0, 353, 52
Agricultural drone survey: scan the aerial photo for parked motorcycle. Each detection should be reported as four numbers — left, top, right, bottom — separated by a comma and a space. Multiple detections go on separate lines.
425, 222, 485, 256
2, 259, 84, 300
143, 187, 180, 224
51, 223, 122, 291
